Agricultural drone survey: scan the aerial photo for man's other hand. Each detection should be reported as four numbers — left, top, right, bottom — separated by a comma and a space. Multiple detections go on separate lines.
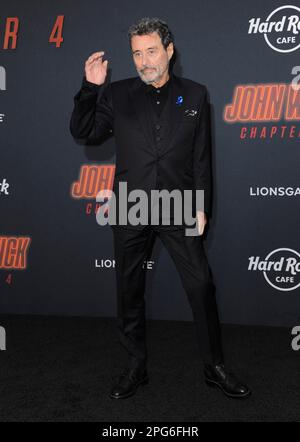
196, 210, 207, 236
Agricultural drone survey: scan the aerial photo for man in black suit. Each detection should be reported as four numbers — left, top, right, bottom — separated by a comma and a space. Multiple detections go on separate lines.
70, 17, 251, 399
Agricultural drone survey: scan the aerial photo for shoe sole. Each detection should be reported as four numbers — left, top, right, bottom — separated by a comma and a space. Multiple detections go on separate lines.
109, 376, 149, 399
205, 378, 251, 399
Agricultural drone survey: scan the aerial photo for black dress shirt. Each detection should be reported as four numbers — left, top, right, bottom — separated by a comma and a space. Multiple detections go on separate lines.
144, 73, 172, 117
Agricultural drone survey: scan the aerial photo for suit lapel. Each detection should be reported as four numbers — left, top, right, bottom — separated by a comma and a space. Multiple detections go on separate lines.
167, 73, 185, 151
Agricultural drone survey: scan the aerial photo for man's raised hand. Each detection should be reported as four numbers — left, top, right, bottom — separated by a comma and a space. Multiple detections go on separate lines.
85, 51, 108, 86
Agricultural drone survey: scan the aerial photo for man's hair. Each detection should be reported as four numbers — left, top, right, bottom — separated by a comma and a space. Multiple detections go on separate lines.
128, 17, 174, 50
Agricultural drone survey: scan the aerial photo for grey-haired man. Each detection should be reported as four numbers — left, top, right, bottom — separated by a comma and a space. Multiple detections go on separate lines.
70, 17, 251, 400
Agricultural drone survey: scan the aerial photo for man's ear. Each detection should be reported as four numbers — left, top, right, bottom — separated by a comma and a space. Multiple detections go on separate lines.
167, 42, 174, 60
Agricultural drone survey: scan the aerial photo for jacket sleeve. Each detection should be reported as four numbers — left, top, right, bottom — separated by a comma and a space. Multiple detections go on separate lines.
69, 76, 114, 144
193, 86, 212, 218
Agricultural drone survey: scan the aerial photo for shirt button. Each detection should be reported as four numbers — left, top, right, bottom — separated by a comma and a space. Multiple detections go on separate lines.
156, 136, 161, 141
156, 101, 160, 104
156, 89, 160, 93
156, 124, 161, 130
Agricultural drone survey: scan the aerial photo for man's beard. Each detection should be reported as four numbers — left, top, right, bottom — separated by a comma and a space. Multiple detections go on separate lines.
138, 66, 162, 84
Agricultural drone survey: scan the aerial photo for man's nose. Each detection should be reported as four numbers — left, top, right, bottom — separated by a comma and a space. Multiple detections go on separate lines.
141, 54, 150, 67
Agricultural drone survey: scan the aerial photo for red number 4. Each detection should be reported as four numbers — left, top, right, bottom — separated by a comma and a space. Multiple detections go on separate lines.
49, 15, 64, 48
5, 274, 12, 285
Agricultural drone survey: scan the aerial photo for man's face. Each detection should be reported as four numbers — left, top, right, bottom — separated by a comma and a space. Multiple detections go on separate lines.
131, 31, 174, 84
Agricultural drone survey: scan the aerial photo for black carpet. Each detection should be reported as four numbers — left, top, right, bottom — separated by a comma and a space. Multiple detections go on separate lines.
0, 315, 299, 422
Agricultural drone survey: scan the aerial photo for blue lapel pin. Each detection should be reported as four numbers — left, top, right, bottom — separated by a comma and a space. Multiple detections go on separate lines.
176, 95, 183, 106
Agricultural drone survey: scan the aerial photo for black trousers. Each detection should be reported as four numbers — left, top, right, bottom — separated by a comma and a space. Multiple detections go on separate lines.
112, 225, 224, 369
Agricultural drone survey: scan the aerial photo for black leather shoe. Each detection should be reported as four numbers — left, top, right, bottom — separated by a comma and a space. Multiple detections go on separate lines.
204, 364, 251, 399
109, 366, 149, 399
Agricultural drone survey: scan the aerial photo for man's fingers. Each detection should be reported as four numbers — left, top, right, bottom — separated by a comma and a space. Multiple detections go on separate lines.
86, 56, 103, 66
85, 51, 105, 66
196, 213, 207, 235
88, 51, 105, 60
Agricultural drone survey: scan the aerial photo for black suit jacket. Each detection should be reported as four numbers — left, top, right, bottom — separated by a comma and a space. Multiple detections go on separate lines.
70, 73, 212, 227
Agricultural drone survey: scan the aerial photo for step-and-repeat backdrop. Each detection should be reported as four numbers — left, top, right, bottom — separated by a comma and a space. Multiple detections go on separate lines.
1, 0, 299, 326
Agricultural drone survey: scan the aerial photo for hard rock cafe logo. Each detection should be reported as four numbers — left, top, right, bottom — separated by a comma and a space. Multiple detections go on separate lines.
248, 248, 300, 292
248, 5, 300, 53
223, 82, 300, 139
